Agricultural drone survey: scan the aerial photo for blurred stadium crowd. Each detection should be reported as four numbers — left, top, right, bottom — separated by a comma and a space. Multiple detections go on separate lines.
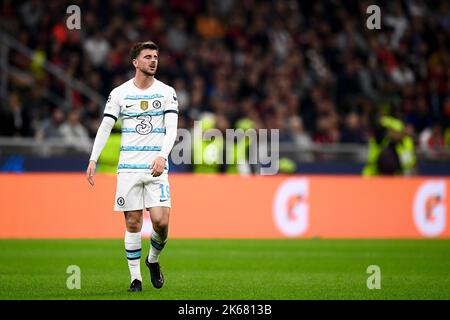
0, 0, 449, 156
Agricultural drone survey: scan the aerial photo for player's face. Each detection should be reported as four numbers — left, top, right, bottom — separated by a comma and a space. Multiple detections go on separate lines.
135, 49, 158, 76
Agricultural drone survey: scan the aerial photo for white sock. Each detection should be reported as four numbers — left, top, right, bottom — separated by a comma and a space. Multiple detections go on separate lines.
125, 231, 142, 282
148, 230, 167, 263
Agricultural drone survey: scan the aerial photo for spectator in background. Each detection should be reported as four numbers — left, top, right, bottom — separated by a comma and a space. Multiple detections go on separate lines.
390, 60, 415, 86
289, 116, 313, 162
60, 109, 92, 153
35, 108, 65, 140
336, 19, 368, 53
419, 122, 446, 159
337, 57, 364, 107
313, 99, 341, 144
21, 85, 50, 128
405, 95, 434, 135
0, 91, 33, 137
314, 114, 341, 144
363, 116, 416, 176
340, 112, 367, 144
83, 31, 111, 67
165, 17, 189, 54
19, 0, 43, 32
195, 2, 226, 39
82, 100, 101, 138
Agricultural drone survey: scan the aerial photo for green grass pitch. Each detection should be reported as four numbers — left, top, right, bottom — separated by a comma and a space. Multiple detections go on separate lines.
0, 239, 449, 299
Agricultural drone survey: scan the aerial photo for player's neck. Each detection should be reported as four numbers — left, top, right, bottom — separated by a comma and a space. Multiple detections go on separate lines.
133, 73, 155, 90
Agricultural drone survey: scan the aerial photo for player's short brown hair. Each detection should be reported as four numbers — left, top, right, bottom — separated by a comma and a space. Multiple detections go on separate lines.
130, 41, 159, 61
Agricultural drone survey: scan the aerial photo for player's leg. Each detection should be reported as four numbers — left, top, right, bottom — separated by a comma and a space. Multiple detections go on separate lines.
143, 175, 171, 288
148, 206, 170, 263
124, 210, 144, 290
115, 172, 144, 292
145, 206, 170, 289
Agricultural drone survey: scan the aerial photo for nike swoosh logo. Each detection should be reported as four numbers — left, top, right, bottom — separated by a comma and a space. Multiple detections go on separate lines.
125, 104, 135, 108
160, 199, 168, 202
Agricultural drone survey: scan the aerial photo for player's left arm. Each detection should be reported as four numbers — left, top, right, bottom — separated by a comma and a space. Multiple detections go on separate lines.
151, 88, 179, 177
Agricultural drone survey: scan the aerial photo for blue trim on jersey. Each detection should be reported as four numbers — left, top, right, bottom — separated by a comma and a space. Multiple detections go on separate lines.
120, 146, 162, 151
118, 164, 151, 169
118, 164, 169, 170
122, 128, 166, 133
120, 111, 164, 117
124, 94, 164, 100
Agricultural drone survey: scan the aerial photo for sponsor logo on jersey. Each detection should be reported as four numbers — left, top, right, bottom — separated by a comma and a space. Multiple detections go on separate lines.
140, 101, 148, 111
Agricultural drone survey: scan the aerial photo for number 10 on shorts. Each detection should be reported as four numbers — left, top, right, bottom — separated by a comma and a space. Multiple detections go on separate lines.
159, 184, 170, 202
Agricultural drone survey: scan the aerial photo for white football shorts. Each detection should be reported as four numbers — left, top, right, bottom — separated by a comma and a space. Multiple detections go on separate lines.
114, 172, 171, 211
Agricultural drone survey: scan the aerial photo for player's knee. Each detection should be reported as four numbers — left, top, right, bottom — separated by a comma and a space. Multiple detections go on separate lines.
125, 218, 142, 232
154, 218, 169, 231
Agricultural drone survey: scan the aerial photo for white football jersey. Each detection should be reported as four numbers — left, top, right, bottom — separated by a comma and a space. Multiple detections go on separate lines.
104, 78, 178, 173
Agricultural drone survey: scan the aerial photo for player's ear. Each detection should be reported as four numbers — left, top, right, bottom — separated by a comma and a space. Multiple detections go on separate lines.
132, 59, 138, 68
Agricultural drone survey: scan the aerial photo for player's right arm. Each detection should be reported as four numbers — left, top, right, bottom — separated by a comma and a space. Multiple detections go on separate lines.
86, 90, 120, 186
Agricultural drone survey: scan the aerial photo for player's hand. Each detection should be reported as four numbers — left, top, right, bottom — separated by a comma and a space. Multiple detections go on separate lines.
151, 156, 166, 177
86, 160, 97, 186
